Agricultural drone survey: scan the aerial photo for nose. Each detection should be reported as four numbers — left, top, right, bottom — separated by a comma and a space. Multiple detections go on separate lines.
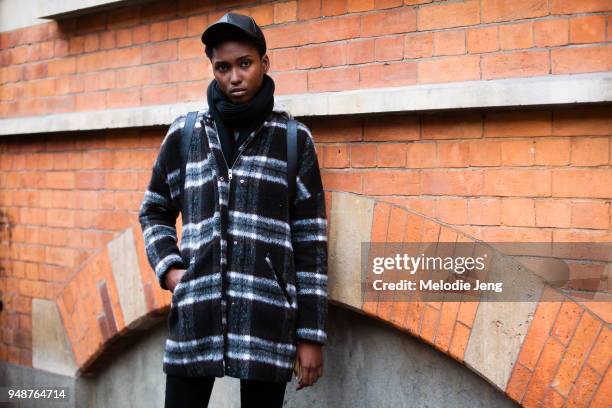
230, 67, 241, 85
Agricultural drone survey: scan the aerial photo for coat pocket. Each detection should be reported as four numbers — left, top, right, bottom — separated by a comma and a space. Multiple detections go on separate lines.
264, 252, 293, 307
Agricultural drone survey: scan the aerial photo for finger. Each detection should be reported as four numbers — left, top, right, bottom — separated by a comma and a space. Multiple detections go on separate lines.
304, 367, 315, 386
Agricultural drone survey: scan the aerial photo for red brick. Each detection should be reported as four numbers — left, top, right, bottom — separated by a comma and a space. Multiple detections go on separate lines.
422, 111, 482, 140
296, 46, 321, 69
377, 143, 407, 167
435, 199, 467, 224
270, 48, 297, 71
569, 15, 606, 44
467, 26, 499, 53
418, 55, 480, 83
553, 106, 612, 136
551, 44, 612, 75
360, 61, 417, 88
346, 39, 374, 64
75, 92, 106, 111
553, 312, 602, 396
483, 169, 551, 197
178, 37, 202, 60
482, 50, 549, 79
142, 84, 177, 105
375, 36, 404, 61
468, 140, 501, 166
448, 322, 470, 361
319, 43, 348, 67
590, 367, 612, 407
468, 198, 500, 225
418, 0, 480, 30
552, 169, 612, 199
501, 139, 535, 166
506, 362, 532, 402
566, 365, 601, 407
419, 304, 440, 345
534, 138, 570, 165
421, 170, 483, 196
570, 138, 609, 166
436, 141, 469, 167
404, 32, 433, 59
543, 388, 566, 408
321, 0, 347, 16
321, 144, 349, 168
364, 115, 419, 141
535, 200, 571, 228
185, 15, 208, 37
348, 0, 374, 12
406, 142, 436, 168
116, 28, 133, 47
433, 30, 466, 56
274, 71, 309, 94
361, 8, 417, 37
499, 22, 533, 50
362, 170, 419, 195
552, 300, 583, 346
485, 110, 552, 137
320, 170, 362, 193
550, 0, 612, 14
115, 66, 151, 88
482, 0, 548, 23
274, 1, 297, 23
47, 58, 76, 77
167, 19, 187, 39
350, 144, 377, 167
297, 0, 321, 20
106, 47, 142, 69
586, 326, 611, 375
145, 22, 165, 43
571, 202, 609, 230
501, 198, 535, 227
142, 41, 177, 64
309, 15, 361, 44
522, 337, 565, 406
107, 88, 141, 109
308, 67, 359, 92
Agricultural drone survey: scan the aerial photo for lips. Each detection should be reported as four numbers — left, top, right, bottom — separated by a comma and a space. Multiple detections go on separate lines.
230, 88, 246, 95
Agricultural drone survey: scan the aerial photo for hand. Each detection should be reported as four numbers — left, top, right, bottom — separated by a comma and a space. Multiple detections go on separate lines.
293, 341, 323, 390
165, 267, 187, 292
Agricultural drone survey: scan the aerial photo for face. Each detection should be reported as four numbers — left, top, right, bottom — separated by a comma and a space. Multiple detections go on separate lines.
210, 40, 270, 104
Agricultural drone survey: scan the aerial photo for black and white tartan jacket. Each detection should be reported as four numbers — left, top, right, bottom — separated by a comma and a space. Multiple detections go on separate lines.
138, 103, 328, 382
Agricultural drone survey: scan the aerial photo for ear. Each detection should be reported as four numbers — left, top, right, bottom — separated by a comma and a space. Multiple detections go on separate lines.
262, 54, 270, 73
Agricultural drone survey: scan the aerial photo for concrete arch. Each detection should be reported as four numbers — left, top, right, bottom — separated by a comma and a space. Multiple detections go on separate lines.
33, 191, 609, 406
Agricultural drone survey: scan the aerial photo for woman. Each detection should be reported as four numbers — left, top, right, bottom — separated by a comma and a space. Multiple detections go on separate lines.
139, 12, 328, 408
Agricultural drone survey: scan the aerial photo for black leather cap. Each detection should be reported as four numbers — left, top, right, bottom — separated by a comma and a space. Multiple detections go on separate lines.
201, 12, 267, 56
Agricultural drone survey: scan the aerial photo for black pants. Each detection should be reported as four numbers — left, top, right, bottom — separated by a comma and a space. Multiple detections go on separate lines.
164, 374, 288, 408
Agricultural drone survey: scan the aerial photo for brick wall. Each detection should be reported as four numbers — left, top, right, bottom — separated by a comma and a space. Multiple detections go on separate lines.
1, 0, 611, 117
0, 0, 611, 406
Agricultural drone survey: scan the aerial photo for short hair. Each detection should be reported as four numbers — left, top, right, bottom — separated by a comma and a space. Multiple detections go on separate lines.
204, 26, 265, 60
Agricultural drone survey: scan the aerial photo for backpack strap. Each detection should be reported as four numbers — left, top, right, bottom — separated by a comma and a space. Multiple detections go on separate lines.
180, 111, 198, 199
286, 119, 298, 207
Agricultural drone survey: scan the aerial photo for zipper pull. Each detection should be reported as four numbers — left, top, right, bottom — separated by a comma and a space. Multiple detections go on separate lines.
228, 169, 233, 181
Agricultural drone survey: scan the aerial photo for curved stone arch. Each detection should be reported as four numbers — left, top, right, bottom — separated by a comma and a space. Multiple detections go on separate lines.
34, 191, 610, 407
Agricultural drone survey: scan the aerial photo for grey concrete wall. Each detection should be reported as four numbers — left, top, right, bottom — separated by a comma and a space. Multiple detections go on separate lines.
1, 305, 517, 407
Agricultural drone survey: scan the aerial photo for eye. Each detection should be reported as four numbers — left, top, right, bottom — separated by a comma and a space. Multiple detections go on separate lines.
240, 60, 251, 68
216, 63, 228, 72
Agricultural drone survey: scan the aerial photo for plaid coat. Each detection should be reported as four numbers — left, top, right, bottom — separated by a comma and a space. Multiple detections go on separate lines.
138, 103, 328, 383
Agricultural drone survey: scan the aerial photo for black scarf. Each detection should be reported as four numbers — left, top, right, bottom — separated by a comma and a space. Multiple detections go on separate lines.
206, 73, 275, 167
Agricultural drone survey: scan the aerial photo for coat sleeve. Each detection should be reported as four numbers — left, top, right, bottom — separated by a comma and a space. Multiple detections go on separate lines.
138, 116, 186, 291
290, 123, 328, 345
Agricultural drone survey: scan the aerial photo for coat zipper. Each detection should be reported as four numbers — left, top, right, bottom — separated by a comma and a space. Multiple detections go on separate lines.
212, 119, 268, 181
210, 116, 268, 374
